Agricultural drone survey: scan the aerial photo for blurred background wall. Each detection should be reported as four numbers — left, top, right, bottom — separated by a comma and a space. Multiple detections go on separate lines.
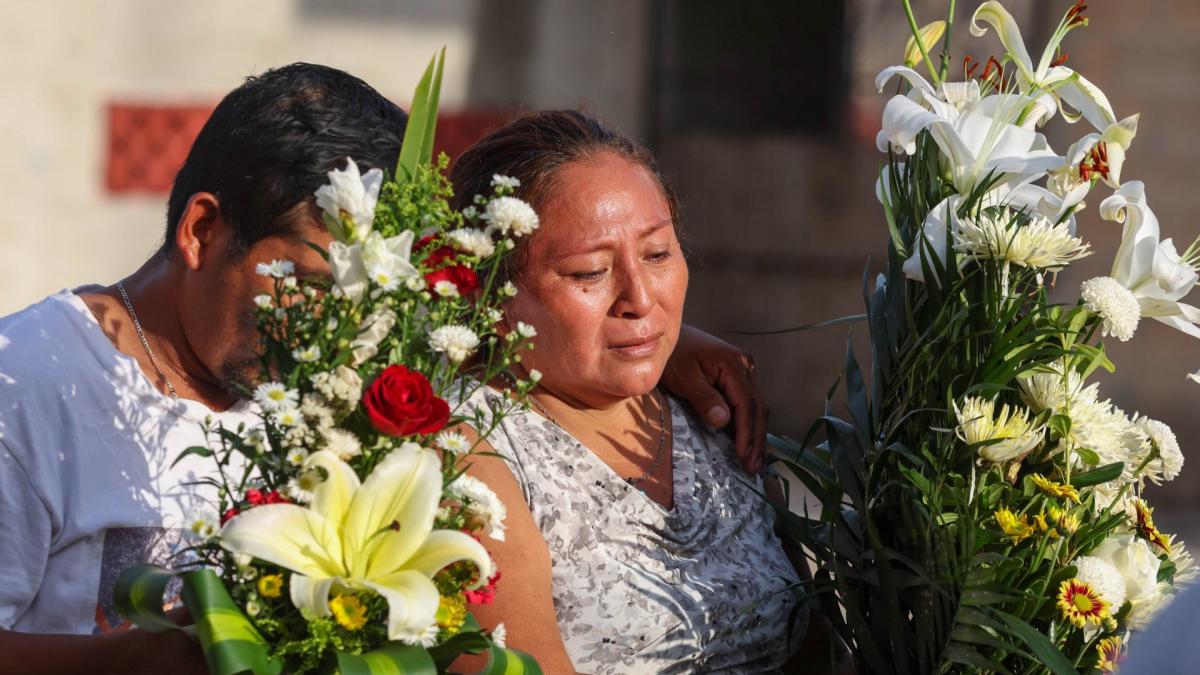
1, 1, 1197, 526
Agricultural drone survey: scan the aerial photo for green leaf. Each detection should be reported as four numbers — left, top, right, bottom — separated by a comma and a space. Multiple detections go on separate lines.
170, 445, 214, 469
1071, 461, 1125, 487
991, 609, 1078, 675
336, 643, 437, 675
1047, 413, 1071, 439
396, 49, 446, 181
1074, 447, 1101, 466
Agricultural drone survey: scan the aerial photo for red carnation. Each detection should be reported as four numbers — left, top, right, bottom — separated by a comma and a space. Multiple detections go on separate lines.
419, 237, 479, 297
465, 571, 502, 605
221, 507, 240, 525
362, 364, 450, 436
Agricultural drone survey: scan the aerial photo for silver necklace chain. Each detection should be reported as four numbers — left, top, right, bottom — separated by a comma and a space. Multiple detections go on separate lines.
116, 281, 179, 402
504, 372, 668, 486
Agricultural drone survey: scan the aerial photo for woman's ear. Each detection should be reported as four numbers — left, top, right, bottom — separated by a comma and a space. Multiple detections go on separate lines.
173, 192, 228, 271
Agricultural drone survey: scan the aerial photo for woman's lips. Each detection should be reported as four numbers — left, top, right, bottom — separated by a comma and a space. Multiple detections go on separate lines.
608, 333, 664, 359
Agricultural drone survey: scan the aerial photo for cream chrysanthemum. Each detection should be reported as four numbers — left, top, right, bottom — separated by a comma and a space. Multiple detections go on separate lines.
1072, 555, 1127, 610
484, 196, 539, 237
1018, 365, 1085, 414
447, 228, 496, 257
429, 325, 480, 363
323, 428, 362, 461
1082, 276, 1141, 341
954, 207, 1090, 270
954, 396, 1044, 462
395, 622, 440, 648
1134, 415, 1184, 483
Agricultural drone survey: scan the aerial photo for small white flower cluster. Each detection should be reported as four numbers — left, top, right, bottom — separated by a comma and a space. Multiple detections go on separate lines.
311, 366, 364, 411
448, 474, 508, 541
447, 227, 496, 258
255, 259, 295, 279
429, 325, 480, 363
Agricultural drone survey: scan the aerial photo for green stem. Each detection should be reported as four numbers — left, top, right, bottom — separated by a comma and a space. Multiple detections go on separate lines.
902, 0, 942, 85
939, 0, 957, 81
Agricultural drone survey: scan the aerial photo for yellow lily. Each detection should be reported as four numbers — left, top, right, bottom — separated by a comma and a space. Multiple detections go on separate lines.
219, 446, 492, 643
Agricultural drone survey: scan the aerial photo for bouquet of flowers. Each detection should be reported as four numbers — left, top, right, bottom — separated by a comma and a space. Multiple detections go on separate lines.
775, 2, 1197, 672
113, 52, 544, 674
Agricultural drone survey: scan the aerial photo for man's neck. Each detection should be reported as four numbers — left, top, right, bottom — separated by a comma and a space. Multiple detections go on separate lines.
78, 257, 239, 412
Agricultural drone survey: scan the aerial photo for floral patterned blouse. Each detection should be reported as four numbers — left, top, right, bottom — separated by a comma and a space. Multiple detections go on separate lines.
462, 386, 805, 674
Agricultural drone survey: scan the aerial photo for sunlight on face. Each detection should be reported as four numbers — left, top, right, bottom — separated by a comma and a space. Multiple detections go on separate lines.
505, 152, 688, 408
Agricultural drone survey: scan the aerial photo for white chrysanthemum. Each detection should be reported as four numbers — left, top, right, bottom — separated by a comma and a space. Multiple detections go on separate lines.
253, 294, 273, 310
273, 407, 302, 428
1169, 535, 1198, 587
323, 428, 362, 461
186, 512, 219, 540
254, 382, 298, 412
1018, 366, 1085, 414
396, 622, 440, 648
254, 259, 295, 278
491, 622, 507, 648
954, 207, 1091, 270
1134, 416, 1184, 483
447, 228, 496, 258
429, 325, 480, 363
433, 280, 460, 298
1082, 276, 1141, 342
491, 174, 520, 190
436, 430, 470, 456
953, 396, 1044, 462
516, 322, 538, 339
291, 345, 321, 363
1072, 555, 1127, 610
484, 196, 539, 237
285, 447, 310, 467
449, 474, 507, 541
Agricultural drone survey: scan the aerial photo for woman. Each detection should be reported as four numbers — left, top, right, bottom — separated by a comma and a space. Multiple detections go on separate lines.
452, 110, 806, 674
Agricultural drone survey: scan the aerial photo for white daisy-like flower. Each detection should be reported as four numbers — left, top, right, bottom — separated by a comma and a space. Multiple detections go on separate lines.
433, 280, 460, 298
395, 622, 440, 648
954, 207, 1091, 270
291, 345, 321, 363
1072, 555, 1127, 610
186, 512, 219, 540
286, 469, 324, 504
285, 447, 309, 467
254, 382, 299, 412
244, 427, 268, 449
255, 259, 295, 278
253, 294, 273, 310
366, 263, 402, 292
323, 428, 362, 461
953, 396, 1044, 462
491, 623, 507, 648
429, 325, 480, 363
1082, 276, 1141, 342
484, 196, 539, 238
516, 321, 538, 339
436, 430, 470, 455
447, 228, 496, 257
273, 406, 302, 428
1135, 415, 1184, 483
448, 474, 507, 541
491, 174, 520, 190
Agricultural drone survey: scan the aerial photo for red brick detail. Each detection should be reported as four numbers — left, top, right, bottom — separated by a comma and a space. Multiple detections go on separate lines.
104, 102, 509, 194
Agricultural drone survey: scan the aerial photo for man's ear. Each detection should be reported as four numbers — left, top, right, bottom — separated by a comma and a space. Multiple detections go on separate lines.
173, 192, 227, 271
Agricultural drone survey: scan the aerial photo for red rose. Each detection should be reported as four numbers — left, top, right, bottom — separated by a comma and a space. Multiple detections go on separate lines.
244, 488, 265, 505
221, 507, 240, 525
363, 365, 450, 436
264, 490, 288, 504
419, 238, 479, 297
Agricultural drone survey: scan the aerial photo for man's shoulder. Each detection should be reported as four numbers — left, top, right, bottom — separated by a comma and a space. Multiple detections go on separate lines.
0, 291, 94, 369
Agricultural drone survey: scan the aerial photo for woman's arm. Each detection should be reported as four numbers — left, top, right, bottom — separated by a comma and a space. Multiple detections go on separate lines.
452, 432, 578, 674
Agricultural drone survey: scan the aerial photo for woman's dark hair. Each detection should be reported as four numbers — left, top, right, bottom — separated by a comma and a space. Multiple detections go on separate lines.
449, 109, 680, 281
165, 62, 408, 258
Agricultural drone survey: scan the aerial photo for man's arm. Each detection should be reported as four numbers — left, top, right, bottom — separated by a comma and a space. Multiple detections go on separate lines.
0, 625, 206, 675
661, 324, 769, 474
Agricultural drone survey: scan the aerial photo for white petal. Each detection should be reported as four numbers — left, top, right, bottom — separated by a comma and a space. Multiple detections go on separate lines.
880, 95, 941, 155
329, 241, 367, 304
362, 571, 442, 640
219, 504, 344, 578
304, 450, 362, 528
902, 196, 961, 282
403, 529, 494, 585
875, 65, 938, 98
343, 445, 443, 579
1045, 66, 1117, 131
289, 575, 335, 617
971, 1, 1035, 81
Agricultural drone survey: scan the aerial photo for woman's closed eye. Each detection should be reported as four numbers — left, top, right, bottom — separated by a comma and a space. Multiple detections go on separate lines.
646, 249, 672, 264
569, 268, 607, 281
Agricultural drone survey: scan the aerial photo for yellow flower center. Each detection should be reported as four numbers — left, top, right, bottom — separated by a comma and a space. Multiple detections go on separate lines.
329, 594, 368, 631
257, 574, 284, 599
1072, 593, 1094, 612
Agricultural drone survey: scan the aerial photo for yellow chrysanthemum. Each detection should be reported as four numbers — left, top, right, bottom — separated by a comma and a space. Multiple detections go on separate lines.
994, 508, 1035, 544
955, 397, 1044, 462
1095, 635, 1122, 673
1029, 473, 1080, 503
1047, 505, 1081, 535
1033, 512, 1059, 538
435, 594, 467, 635
1134, 498, 1172, 553
329, 594, 368, 631
257, 574, 284, 599
1057, 579, 1111, 629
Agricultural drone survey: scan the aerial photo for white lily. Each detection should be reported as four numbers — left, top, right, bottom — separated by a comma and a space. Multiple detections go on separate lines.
315, 158, 384, 244
1083, 181, 1200, 340
1054, 114, 1140, 192
329, 230, 418, 304
971, 1, 1116, 131
220, 447, 492, 643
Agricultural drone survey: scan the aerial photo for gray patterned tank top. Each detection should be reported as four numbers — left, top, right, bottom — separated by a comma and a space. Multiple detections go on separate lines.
462, 386, 805, 674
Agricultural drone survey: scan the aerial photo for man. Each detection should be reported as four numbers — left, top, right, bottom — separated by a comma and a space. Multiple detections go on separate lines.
0, 63, 768, 673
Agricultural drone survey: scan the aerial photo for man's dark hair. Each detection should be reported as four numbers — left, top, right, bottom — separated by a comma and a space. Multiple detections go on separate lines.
164, 63, 408, 257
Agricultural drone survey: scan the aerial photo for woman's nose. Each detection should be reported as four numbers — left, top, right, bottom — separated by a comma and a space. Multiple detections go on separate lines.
612, 264, 655, 318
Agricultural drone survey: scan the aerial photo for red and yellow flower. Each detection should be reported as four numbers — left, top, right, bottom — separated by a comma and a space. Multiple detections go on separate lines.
1095, 635, 1122, 673
1057, 579, 1110, 629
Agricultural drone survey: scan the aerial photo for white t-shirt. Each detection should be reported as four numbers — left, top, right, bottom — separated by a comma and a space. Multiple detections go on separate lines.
0, 291, 260, 634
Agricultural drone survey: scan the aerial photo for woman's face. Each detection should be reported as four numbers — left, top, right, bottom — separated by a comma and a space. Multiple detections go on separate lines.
505, 151, 688, 408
